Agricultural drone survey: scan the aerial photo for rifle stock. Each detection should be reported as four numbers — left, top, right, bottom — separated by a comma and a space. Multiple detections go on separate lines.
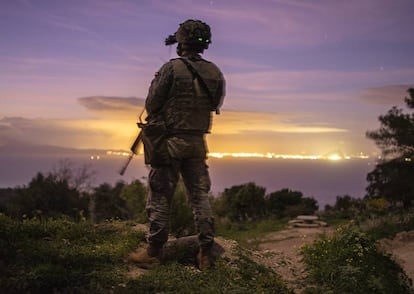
119, 130, 143, 175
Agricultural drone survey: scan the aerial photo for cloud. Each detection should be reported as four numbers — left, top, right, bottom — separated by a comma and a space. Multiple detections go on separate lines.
224, 68, 414, 112
213, 110, 347, 136
359, 85, 414, 106
0, 116, 137, 150
207, 130, 367, 155
0, 105, 349, 155
78, 96, 145, 114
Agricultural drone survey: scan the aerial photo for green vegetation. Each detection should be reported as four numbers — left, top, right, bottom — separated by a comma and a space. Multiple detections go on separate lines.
362, 209, 414, 240
2, 206, 414, 292
0, 214, 291, 293
216, 218, 288, 248
124, 257, 292, 293
212, 182, 318, 223
0, 214, 143, 292
302, 225, 413, 294
366, 88, 414, 208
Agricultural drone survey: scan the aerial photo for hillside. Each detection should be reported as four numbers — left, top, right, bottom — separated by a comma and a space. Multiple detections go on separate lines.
1, 215, 413, 293
127, 224, 414, 293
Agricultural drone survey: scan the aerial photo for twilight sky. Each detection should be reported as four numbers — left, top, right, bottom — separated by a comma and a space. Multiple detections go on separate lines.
1, 0, 414, 156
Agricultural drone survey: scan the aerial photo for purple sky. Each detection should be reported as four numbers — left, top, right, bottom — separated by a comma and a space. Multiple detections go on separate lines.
1, 0, 414, 156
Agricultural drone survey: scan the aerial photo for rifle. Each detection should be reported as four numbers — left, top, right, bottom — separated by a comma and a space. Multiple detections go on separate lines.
119, 109, 146, 176
118, 130, 142, 175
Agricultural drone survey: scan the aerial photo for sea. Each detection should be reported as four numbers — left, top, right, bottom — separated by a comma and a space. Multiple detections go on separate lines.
0, 152, 376, 209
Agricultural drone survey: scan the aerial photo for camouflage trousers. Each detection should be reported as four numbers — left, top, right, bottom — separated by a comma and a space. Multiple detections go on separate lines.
146, 135, 214, 251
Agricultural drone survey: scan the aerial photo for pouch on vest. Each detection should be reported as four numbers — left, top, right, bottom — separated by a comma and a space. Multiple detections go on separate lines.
139, 120, 171, 166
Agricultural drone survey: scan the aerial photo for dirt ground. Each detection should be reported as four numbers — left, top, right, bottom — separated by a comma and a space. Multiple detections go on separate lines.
244, 227, 333, 292
128, 225, 414, 292
377, 230, 414, 283
251, 227, 414, 292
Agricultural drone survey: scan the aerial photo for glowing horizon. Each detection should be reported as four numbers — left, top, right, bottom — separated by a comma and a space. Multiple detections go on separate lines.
106, 150, 371, 161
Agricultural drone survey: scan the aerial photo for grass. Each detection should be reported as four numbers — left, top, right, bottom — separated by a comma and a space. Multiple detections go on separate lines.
2, 210, 414, 293
362, 210, 414, 240
0, 214, 144, 292
0, 214, 291, 293
215, 218, 288, 248
121, 255, 292, 293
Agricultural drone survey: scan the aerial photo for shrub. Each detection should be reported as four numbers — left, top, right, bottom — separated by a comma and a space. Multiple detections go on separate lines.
302, 225, 413, 293
169, 180, 196, 237
120, 179, 148, 222
219, 182, 267, 222
0, 214, 144, 292
363, 209, 414, 240
266, 188, 318, 218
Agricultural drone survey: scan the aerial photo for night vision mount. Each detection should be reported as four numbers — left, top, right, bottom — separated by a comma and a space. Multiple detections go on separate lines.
165, 34, 177, 46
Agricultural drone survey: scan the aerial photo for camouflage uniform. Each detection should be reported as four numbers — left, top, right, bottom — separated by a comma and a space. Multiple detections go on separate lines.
145, 53, 225, 253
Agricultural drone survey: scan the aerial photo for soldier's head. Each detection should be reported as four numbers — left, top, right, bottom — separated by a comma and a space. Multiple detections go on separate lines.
165, 19, 212, 56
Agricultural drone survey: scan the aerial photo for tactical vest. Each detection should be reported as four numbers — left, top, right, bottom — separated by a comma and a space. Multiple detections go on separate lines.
164, 58, 222, 133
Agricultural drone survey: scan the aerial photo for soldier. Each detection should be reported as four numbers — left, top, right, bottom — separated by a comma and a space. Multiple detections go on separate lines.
128, 19, 226, 270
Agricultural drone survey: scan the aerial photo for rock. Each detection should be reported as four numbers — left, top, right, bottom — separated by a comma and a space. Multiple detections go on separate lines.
288, 216, 328, 228
160, 235, 225, 266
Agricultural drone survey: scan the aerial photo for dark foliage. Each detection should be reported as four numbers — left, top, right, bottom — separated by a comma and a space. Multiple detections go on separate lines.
2, 173, 88, 219
324, 195, 364, 218
92, 181, 131, 222
302, 226, 413, 293
218, 182, 267, 222
366, 88, 414, 208
366, 158, 414, 208
0, 215, 143, 293
266, 188, 318, 218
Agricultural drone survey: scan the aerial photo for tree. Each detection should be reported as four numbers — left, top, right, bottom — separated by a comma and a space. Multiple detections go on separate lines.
366, 88, 414, 208
219, 182, 266, 222
11, 172, 87, 219
1, 160, 95, 220
52, 159, 96, 193
169, 179, 195, 237
93, 181, 130, 222
266, 188, 318, 218
366, 158, 414, 208
120, 179, 148, 222
366, 88, 414, 160
324, 195, 364, 218
0, 188, 19, 216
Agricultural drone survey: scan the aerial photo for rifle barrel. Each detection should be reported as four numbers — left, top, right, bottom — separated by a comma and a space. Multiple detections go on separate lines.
119, 154, 133, 176
130, 131, 143, 154
119, 130, 143, 175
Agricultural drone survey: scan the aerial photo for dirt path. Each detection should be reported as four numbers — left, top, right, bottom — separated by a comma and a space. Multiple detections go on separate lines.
245, 227, 333, 292
378, 231, 414, 283
127, 224, 414, 292
253, 227, 414, 292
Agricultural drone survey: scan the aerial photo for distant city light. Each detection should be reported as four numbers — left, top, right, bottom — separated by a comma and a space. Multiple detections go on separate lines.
105, 150, 371, 161
106, 150, 134, 157
326, 154, 342, 161
207, 152, 322, 160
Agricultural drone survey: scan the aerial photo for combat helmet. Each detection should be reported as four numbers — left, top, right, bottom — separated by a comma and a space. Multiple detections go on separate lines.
165, 19, 212, 51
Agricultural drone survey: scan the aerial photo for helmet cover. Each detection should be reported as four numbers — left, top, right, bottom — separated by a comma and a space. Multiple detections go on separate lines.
167, 19, 212, 49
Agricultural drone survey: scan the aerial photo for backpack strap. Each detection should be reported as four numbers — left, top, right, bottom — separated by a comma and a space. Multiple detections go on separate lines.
179, 58, 220, 114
